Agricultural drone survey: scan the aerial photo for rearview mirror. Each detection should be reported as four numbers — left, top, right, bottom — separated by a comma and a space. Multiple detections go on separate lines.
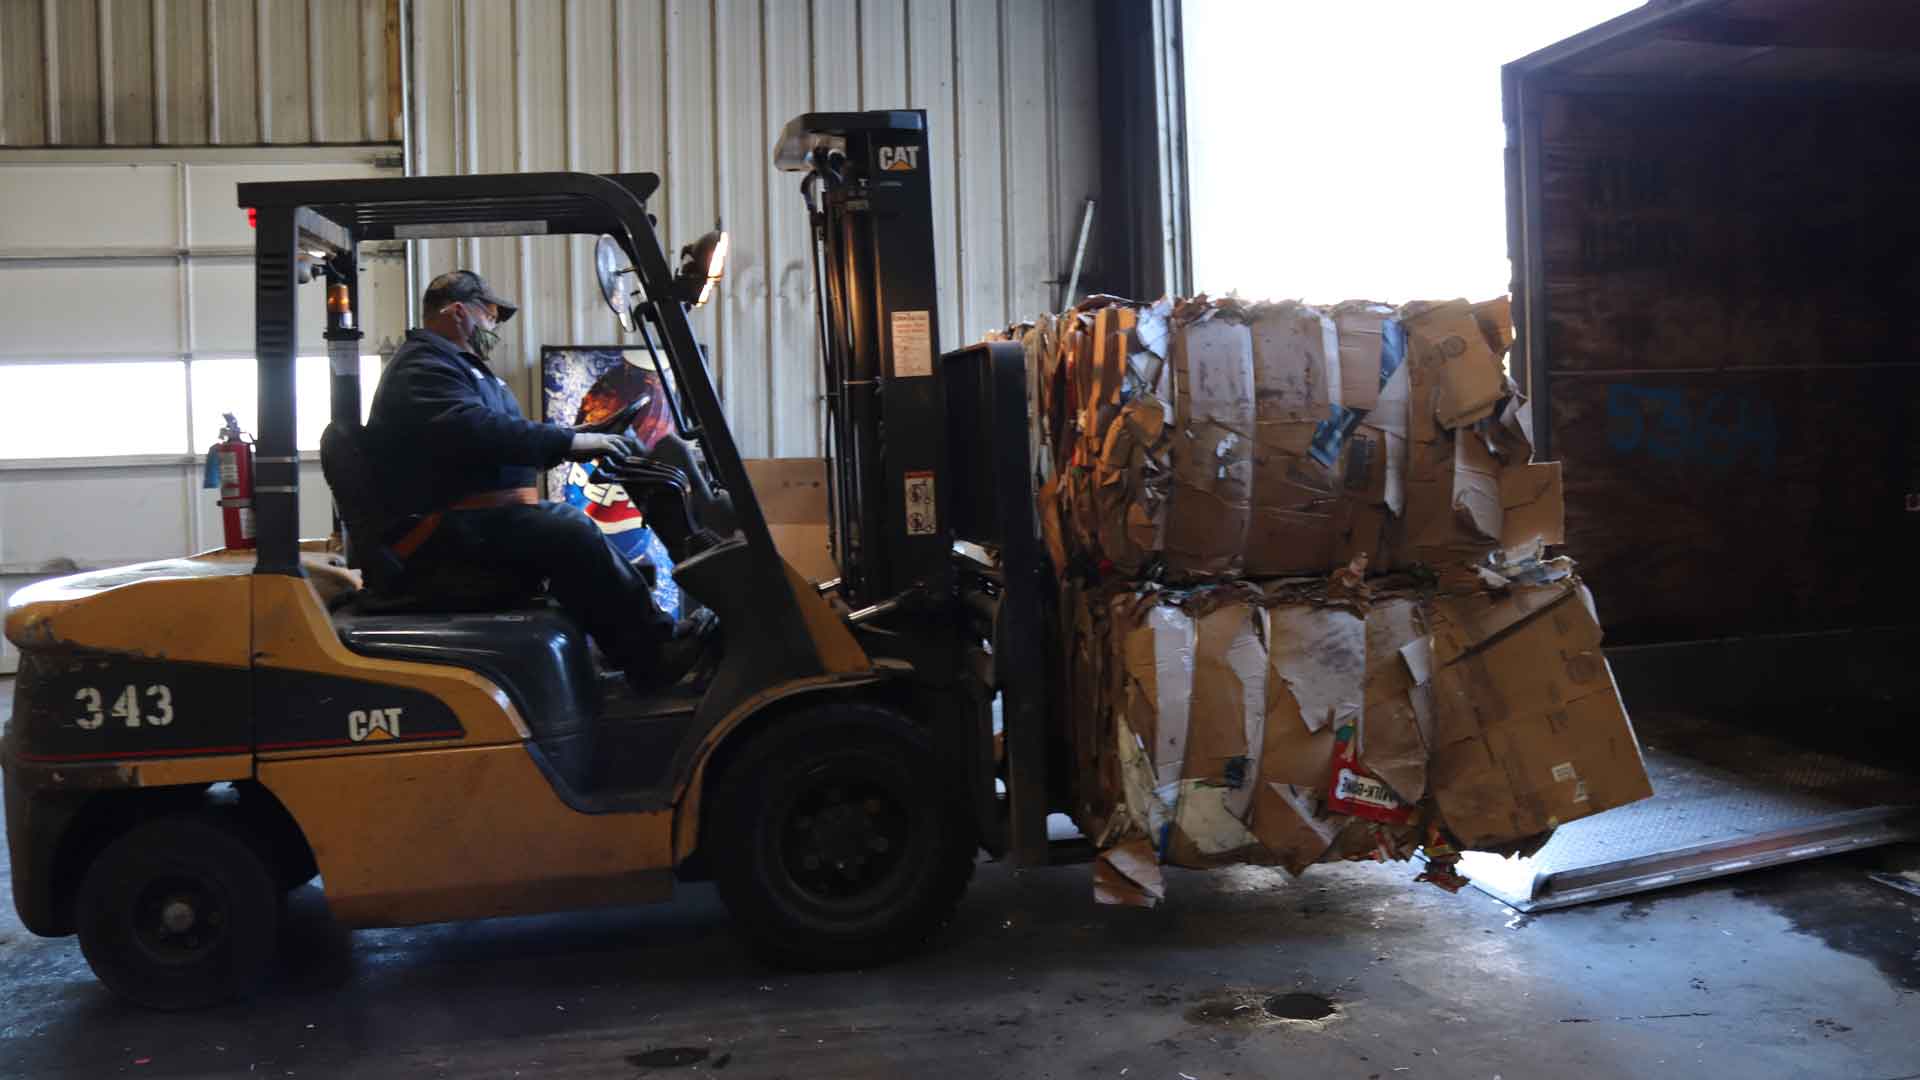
595, 234, 636, 331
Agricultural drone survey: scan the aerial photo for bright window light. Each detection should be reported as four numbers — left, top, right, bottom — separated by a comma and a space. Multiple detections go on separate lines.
1183, 0, 1642, 304
189, 355, 382, 452
0, 361, 190, 459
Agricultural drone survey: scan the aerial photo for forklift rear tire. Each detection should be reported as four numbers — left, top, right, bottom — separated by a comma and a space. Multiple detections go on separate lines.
74, 815, 281, 1010
709, 703, 976, 969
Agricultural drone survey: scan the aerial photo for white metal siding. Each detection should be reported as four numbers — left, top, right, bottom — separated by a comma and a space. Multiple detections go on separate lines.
408, 0, 1102, 458
0, 0, 402, 148
0, 146, 403, 674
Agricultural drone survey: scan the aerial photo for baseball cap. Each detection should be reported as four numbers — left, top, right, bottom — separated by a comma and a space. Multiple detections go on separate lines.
423, 269, 518, 323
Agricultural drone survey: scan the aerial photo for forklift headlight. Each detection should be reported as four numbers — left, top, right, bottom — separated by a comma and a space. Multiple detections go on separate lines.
677, 227, 729, 308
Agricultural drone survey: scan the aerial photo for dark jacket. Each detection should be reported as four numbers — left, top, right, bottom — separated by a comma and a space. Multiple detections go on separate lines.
366, 329, 573, 515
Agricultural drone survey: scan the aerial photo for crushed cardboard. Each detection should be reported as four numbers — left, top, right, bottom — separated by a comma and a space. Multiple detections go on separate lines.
1331, 301, 1394, 413
1425, 581, 1651, 848
1165, 312, 1255, 578
1009, 292, 1640, 904
1067, 572, 1646, 898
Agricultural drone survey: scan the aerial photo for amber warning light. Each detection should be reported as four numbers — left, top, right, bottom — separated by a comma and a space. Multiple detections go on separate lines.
327, 283, 354, 330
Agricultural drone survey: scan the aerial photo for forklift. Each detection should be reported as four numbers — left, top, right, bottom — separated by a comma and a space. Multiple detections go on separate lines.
2, 110, 1064, 1009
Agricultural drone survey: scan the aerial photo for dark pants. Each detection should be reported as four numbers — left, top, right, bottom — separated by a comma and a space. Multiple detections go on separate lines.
415, 501, 676, 667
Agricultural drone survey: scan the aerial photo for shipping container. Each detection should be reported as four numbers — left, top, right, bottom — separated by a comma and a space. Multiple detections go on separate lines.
1504, 0, 1920, 715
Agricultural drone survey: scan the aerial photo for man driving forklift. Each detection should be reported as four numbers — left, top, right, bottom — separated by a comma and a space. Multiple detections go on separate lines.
365, 269, 711, 689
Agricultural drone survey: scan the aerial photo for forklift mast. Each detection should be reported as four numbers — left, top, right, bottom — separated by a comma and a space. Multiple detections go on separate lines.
776, 111, 948, 611
778, 111, 1058, 865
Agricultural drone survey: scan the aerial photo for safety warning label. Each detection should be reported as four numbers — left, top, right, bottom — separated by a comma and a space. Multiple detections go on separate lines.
890, 309, 933, 378
904, 470, 937, 536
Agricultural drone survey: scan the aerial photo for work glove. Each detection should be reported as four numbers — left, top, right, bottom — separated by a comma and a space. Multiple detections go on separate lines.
565, 432, 640, 463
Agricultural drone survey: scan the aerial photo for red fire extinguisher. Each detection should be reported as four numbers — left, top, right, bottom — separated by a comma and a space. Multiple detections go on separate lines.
212, 413, 256, 550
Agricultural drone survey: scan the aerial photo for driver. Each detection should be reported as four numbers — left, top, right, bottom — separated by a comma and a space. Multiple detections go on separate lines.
365, 270, 709, 690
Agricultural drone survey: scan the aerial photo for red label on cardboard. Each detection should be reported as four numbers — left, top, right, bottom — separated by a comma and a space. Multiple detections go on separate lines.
1327, 735, 1414, 824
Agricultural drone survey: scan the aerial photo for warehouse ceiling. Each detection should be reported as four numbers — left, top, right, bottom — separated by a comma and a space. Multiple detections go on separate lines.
1544, 0, 1920, 84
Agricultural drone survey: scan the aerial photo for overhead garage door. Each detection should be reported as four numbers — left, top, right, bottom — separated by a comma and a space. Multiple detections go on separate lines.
0, 146, 405, 673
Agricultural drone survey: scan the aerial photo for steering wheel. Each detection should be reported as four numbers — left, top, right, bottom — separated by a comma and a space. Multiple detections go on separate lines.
576, 397, 646, 436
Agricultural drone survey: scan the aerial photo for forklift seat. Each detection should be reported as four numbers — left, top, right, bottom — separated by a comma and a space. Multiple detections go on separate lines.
335, 608, 601, 788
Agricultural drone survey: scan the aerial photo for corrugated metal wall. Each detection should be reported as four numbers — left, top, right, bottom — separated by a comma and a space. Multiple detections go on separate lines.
0, 0, 402, 147
409, 0, 1103, 458
0, 0, 1107, 456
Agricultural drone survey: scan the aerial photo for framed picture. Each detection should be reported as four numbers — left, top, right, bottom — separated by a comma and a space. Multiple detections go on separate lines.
540, 345, 686, 619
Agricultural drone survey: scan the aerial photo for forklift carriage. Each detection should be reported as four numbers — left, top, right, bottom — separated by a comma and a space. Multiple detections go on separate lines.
1, 111, 1063, 1010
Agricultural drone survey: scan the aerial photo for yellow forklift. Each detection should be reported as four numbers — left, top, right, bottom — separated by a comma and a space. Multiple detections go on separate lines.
2, 111, 1061, 1009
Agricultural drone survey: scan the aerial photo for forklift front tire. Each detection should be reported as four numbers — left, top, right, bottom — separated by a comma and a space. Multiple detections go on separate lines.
75, 815, 281, 1010
709, 703, 976, 969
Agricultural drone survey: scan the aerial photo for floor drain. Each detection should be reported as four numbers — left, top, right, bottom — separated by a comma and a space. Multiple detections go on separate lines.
1265, 992, 1336, 1021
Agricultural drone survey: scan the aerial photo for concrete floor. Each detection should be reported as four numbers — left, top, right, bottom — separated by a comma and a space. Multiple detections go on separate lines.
4, 677, 1919, 1079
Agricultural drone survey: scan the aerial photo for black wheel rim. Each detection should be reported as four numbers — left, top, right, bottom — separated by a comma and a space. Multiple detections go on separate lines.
771, 759, 922, 915
125, 873, 229, 968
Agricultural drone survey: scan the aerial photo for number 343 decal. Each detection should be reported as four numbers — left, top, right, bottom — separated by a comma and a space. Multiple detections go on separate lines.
73, 684, 175, 730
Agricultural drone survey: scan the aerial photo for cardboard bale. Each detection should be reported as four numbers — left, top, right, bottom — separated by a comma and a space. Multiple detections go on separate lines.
1083, 589, 1380, 874
1264, 603, 1366, 736
1341, 425, 1390, 506
1055, 318, 1094, 468
1038, 472, 1070, 575
1129, 300, 1175, 399
1165, 314, 1255, 578
1247, 603, 1366, 873
1248, 778, 1346, 874
1094, 394, 1174, 575
1249, 302, 1341, 421
1451, 428, 1503, 544
1401, 300, 1507, 433
1239, 302, 1345, 575
1085, 306, 1136, 459
1066, 463, 1102, 565
1331, 395, 1403, 571
1071, 575, 1645, 888
1116, 595, 1196, 791
1425, 581, 1652, 849
1367, 355, 1413, 516
1332, 497, 1396, 570
1162, 602, 1272, 868
1332, 301, 1395, 412
1247, 420, 1338, 576
1357, 599, 1435, 804
1184, 603, 1270, 813
1471, 295, 1514, 358
1500, 461, 1565, 554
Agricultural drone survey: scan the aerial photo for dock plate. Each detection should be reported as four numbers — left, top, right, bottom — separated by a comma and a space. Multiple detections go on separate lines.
1455, 712, 1920, 912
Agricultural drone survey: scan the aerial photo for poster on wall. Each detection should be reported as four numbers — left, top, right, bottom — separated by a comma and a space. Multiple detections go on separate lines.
541, 345, 684, 620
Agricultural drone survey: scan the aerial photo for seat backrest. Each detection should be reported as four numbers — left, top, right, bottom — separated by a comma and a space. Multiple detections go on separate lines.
319, 421, 405, 591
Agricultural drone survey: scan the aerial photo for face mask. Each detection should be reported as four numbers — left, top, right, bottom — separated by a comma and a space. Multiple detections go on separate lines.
463, 302, 501, 361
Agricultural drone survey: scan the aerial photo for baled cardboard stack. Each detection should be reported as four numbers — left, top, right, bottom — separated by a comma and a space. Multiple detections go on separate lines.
1011, 295, 1650, 906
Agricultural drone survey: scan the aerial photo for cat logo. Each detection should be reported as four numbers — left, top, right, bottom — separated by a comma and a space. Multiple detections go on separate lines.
877, 145, 919, 172
348, 707, 404, 742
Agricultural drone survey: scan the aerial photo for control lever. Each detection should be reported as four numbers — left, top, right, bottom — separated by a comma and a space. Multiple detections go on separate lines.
596, 452, 721, 564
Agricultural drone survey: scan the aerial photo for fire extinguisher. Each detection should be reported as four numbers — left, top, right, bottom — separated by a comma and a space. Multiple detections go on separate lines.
211, 413, 256, 550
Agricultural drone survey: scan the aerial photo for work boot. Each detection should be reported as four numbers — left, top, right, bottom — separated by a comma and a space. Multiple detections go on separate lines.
626, 608, 720, 695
